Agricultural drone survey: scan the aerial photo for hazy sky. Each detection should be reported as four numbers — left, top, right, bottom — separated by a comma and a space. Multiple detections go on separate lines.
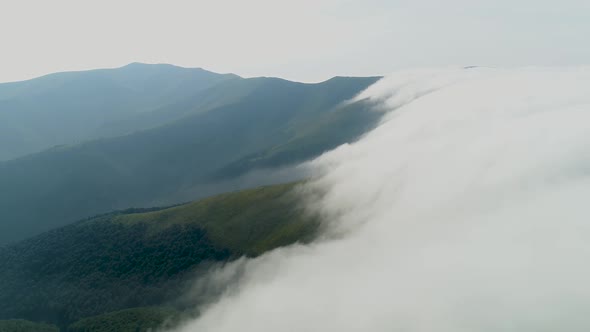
2, 0, 589, 83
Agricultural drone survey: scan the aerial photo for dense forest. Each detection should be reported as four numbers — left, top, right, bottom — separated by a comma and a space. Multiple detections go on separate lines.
0, 320, 59, 332
0, 183, 318, 330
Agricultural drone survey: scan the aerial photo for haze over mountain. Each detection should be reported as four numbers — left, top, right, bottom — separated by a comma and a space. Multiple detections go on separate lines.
173, 67, 590, 332
4, 0, 589, 331
3, 66, 590, 332
0, 64, 381, 245
0, 63, 238, 161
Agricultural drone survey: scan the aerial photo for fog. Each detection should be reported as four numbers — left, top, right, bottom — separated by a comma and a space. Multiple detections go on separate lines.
172, 67, 590, 331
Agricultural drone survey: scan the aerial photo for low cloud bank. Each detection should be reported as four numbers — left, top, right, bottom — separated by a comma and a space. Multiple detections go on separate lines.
173, 67, 590, 331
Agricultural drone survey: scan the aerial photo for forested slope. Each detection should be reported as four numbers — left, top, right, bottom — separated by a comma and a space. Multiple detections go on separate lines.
0, 183, 318, 328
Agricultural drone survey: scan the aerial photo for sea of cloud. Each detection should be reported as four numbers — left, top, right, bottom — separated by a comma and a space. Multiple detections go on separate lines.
172, 67, 590, 332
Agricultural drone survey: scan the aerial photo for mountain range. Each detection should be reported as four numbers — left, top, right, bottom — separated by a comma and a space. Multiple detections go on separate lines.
0, 64, 382, 331
0, 64, 381, 245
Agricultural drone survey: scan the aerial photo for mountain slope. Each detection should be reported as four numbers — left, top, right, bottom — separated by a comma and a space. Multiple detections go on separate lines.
66, 307, 179, 332
0, 183, 317, 328
0, 63, 238, 161
0, 319, 59, 332
0, 73, 380, 245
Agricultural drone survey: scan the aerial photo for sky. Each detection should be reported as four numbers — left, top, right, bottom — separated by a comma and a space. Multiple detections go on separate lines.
1, 0, 590, 83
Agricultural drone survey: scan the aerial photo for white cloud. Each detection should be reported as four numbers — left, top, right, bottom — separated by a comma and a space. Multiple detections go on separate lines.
172, 66, 590, 331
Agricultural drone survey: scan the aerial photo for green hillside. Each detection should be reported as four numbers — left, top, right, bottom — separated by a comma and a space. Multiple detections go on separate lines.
0, 69, 380, 245
0, 183, 318, 328
0, 320, 59, 332
67, 307, 179, 332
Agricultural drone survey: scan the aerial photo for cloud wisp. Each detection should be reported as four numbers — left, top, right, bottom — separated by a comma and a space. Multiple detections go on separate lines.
173, 67, 590, 332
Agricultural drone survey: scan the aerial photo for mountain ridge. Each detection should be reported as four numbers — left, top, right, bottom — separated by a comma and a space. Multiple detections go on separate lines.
0, 66, 381, 245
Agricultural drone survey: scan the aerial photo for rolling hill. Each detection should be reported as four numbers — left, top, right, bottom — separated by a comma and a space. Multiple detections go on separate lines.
0, 183, 318, 329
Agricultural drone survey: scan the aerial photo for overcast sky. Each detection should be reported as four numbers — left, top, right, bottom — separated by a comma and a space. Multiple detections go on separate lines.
1, 0, 589, 83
